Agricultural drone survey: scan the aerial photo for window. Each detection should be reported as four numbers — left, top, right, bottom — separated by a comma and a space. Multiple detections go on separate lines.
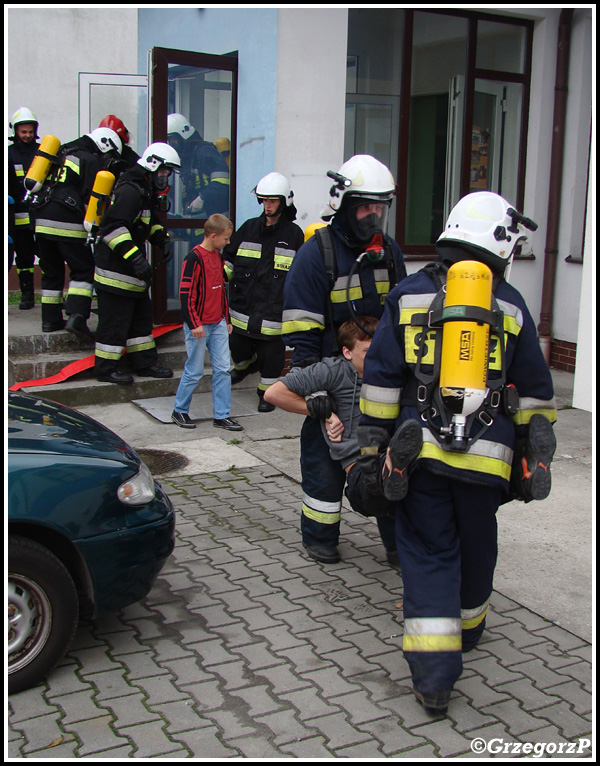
346, 9, 533, 258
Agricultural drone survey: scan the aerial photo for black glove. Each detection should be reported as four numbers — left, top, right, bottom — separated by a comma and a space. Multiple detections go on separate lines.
305, 391, 334, 420
160, 239, 173, 264
129, 252, 153, 286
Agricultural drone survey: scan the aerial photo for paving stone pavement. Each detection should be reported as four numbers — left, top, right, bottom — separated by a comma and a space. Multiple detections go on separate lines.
7, 461, 593, 760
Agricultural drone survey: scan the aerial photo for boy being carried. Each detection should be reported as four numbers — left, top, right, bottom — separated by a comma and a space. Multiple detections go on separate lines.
264, 317, 422, 518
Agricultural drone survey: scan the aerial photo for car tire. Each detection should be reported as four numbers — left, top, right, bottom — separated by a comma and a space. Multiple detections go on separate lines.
8, 536, 79, 694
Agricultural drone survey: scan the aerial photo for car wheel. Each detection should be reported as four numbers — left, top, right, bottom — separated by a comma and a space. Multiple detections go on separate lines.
8, 536, 79, 694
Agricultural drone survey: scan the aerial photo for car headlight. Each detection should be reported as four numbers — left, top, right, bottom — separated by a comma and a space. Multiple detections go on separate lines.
117, 462, 156, 505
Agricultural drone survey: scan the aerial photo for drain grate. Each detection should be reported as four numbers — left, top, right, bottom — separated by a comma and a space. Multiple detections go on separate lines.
137, 448, 189, 476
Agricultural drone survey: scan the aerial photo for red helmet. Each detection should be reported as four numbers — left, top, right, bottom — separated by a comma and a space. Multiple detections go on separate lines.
99, 115, 130, 144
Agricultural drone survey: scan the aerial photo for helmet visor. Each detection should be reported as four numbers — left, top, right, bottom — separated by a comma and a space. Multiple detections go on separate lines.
346, 197, 391, 242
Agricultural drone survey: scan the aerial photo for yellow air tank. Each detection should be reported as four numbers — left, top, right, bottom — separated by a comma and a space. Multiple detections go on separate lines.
84, 170, 116, 234
304, 221, 327, 242
23, 135, 61, 199
439, 260, 493, 449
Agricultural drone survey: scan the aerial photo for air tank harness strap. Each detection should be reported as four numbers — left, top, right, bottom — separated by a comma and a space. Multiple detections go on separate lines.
401, 267, 509, 451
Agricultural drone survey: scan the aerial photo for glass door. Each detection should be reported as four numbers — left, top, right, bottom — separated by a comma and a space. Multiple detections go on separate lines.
151, 47, 238, 324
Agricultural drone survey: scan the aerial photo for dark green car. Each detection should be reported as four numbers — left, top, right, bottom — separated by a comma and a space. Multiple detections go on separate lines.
7, 391, 175, 694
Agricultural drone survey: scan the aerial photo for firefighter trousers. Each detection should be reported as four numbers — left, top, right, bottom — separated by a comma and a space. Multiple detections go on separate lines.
229, 331, 286, 395
396, 466, 502, 695
300, 416, 396, 552
37, 235, 94, 323
94, 288, 157, 376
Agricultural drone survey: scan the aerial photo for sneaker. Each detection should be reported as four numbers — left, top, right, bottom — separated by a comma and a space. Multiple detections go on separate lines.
213, 417, 243, 432
381, 420, 423, 501
303, 544, 340, 564
413, 686, 450, 717
171, 411, 196, 429
520, 414, 556, 500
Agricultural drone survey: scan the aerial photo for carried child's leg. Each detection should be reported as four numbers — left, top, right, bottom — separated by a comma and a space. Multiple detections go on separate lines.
381, 419, 423, 501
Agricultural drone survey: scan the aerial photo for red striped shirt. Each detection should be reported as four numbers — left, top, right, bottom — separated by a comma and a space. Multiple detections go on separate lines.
179, 245, 229, 329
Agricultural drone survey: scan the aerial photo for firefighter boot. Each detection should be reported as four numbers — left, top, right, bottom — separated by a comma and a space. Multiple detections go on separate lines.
515, 414, 556, 501
381, 419, 423, 501
413, 686, 451, 717
18, 270, 35, 310
66, 313, 95, 343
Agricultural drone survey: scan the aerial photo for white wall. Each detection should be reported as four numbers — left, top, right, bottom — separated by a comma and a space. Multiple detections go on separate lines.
276, 8, 349, 230
572, 170, 595, 413
7, 7, 138, 144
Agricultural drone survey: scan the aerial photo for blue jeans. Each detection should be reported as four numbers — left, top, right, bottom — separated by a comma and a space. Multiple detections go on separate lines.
174, 320, 232, 419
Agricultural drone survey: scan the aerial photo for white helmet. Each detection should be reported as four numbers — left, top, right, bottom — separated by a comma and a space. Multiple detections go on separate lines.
138, 142, 181, 173
88, 127, 122, 155
167, 113, 194, 140
437, 192, 538, 276
9, 107, 39, 138
252, 172, 294, 207
324, 155, 396, 215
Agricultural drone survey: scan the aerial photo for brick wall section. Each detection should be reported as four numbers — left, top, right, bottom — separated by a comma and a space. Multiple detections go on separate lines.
550, 339, 577, 372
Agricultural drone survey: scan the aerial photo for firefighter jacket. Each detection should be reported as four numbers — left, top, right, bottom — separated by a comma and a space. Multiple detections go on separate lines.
179, 134, 230, 215
223, 212, 304, 340
94, 165, 169, 297
8, 138, 39, 228
282, 217, 406, 364
359, 260, 557, 493
33, 135, 107, 241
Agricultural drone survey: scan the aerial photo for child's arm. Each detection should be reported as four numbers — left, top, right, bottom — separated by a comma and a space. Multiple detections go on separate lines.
263, 381, 310, 416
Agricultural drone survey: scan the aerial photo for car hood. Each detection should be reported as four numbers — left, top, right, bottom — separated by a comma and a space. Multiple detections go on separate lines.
8, 391, 140, 468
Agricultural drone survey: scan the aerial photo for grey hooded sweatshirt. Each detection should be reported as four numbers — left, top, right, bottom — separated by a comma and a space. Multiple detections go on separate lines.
282, 356, 362, 469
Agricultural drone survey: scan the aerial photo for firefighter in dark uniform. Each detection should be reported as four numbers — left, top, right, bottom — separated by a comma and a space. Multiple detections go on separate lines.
33, 127, 123, 336
98, 114, 141, 172
93, 142, 180, 384
167, 112, 230, 218
223, 172, 304, 411
281, 155, 407, 565
8, 107, 40, 309
358, 191, 558, 716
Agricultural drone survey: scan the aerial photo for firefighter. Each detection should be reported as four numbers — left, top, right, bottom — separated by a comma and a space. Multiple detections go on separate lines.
98, 114, 140, 172
167, 113, 230, 217
358, 191, 557, 716
93, 142, 180, 384
33, 127, 123, 336
281, 155, 407, 565
223, 172, 304, 411
8, 107, 40, 309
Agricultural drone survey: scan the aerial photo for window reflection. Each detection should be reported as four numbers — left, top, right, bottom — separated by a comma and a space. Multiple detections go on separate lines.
166, 65, 232, 219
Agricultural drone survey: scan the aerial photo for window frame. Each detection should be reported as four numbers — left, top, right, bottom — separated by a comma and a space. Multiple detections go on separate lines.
395, 9, 534, 260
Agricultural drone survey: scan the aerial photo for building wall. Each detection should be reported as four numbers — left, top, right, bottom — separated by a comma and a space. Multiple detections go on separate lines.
6, 7, 138, 144
275, 9, 349, 230
137, 7, 280, 228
